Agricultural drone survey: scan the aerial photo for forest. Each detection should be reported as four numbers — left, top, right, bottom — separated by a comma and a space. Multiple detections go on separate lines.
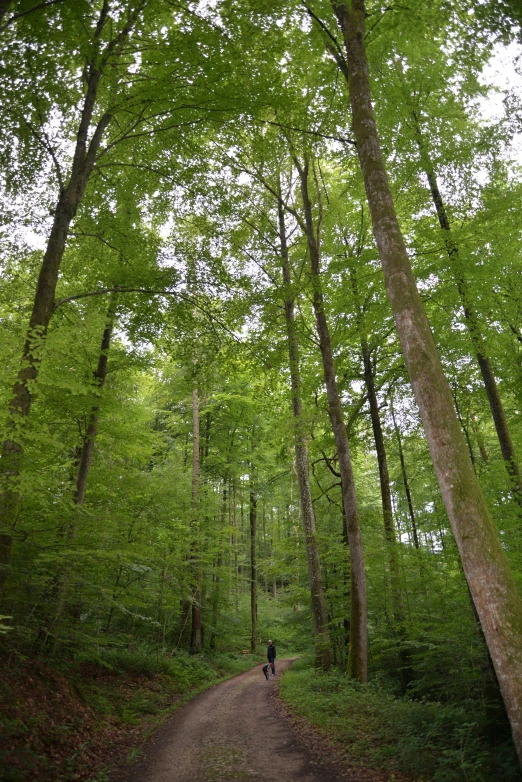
1, 1, 522, 780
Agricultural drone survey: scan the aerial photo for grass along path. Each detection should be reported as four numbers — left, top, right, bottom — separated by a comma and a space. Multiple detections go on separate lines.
278, 657, 520, 782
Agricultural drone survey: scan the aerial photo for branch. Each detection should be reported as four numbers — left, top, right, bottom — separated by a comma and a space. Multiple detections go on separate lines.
231, 155, 306, 233
53, 286, 268, 365
300, 1, 346, 65
53, 287, 187, 310
260, 118, 355, 146
319, 449, 341, 477
22, 116, 64, 190
0, 0, 65, 33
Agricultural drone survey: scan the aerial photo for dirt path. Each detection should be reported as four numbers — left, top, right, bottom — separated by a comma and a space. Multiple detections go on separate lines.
119, 658, 347, 782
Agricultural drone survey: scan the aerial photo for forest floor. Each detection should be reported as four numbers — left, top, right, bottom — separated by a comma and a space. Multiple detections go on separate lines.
0, 648, 263, 782
116, 658, 409, 782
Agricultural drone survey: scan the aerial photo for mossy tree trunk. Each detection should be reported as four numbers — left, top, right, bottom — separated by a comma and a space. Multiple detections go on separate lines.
389, 396, 420, 550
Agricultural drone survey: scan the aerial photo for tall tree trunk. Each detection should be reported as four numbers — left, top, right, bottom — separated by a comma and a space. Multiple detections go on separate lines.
349, 267, 404, 626
294, 160, 366, 680
54, 294, 117, 628
0, 1, 146, 597
277, 195, 331, 670
75, 293, 118, 505
271, 507, 277, 599
250, 482, 257, 653
452, 387, 476, 468
190, 383, 202, 653
331, 0, 522, 763
470, 412, 489, 463
389, 397, 420, 550
233, 480, 239, 611
262, 500, 268, 592
210, 482, 227, 650
413, 119, 522, 503
359, 341, 413, 686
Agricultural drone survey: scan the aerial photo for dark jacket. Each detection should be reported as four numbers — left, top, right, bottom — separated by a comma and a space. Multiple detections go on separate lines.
267, 643, 276, 661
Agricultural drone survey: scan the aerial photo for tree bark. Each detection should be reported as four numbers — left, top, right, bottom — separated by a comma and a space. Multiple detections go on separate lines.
413, 119, 522, 503
277, 195, 331, 670
331, 0, 522, 763
262, 500, 268, 592
294, 160, 367, 680
250, 482, 257, 653
452, 387, 476, 468
233, 480, 239, 610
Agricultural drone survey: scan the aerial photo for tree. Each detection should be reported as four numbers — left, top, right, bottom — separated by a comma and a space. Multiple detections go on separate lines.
329, 0, 522, 764
277, 184, 332, 669
0, 0, 148, 594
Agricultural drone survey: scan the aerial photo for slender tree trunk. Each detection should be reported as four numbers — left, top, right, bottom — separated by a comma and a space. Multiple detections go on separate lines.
233, 480, 239, 610
359, 341, 413, 685
366, 350, 415, 686
349, 268, 404, 625
209, 555, 222, 650
452, 387, 476, 468
53, 294, 117, 628
277, 195, 331, 670
262, 500, 268, 592
105, 564, 123, 633
75, 293, 118, 505
250, 482, 257, 653
294, 160, 366, 680
470, 412, 489, 463
331, 0, 522, 762
271, 507, 277, 598
210, 482, 227, 650
190, 383, 202, 652
389, 398, 420, 550
414, 120, 522, 503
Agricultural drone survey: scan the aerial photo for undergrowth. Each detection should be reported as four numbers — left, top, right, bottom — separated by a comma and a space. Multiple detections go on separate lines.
279, 657, 521, 782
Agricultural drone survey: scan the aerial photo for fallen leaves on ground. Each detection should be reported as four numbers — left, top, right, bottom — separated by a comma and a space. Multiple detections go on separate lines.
0, 653, 182, 782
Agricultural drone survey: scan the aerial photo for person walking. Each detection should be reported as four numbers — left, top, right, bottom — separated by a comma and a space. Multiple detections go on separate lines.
267, 639, 276, 676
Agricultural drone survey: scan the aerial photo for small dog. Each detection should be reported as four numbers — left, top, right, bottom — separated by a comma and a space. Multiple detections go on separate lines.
262, 663, 274, 680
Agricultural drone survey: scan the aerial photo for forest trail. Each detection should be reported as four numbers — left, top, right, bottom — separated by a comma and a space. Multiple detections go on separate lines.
119, 658, 347, 782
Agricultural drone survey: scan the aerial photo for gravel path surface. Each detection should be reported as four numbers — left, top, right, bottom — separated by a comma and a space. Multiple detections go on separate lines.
119, 658, 346, 782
